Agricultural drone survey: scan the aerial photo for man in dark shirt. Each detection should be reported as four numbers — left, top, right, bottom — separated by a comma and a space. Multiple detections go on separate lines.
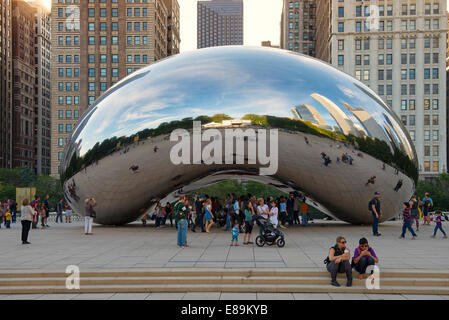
43, 194, 50, 227
9, 200, 17, 223
191, 196, 205, 232
286, 193, 295, 226
368, 192, 382, 236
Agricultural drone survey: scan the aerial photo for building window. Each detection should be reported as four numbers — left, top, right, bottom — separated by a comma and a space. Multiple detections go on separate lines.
433, 161, 439, 172
424, 161, 430, 172
338, 40, 344, 50
338, 55, 344, 66
338, 22, 344, 32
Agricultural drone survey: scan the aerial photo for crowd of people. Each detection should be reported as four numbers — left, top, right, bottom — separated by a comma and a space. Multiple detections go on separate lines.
139, 193, 310, 248
369, 191, 447, 239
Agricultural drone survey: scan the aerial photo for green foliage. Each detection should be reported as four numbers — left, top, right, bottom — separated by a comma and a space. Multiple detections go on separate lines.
193, 180, 287, 200
0, 168, 63, 211
416, 174, 449, 211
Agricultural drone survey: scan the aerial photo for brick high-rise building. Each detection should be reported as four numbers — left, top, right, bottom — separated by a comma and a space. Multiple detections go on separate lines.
163, 0, 180, 55
0, 0, 12, 169
280, 0, 316, 56
197, 0, 243, 49
28, 0, 51, 175
11, 0, 36, 169
315, 0, 447, 179
50, 0, 179, 176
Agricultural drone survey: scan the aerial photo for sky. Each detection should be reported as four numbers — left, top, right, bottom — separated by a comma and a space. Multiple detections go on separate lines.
35, 0, 449, 52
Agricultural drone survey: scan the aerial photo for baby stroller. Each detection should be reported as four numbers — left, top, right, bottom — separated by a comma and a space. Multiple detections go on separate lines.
254, 215, 285, 247
215, 210, 226, 227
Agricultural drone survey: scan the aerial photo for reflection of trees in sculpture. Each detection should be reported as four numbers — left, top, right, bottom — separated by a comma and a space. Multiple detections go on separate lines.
62, 113, 418, 184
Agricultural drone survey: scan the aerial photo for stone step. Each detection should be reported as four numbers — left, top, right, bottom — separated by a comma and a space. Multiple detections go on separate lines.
0, 276, 448, 288
0, 284, 449, 295
1, 269, 448, 279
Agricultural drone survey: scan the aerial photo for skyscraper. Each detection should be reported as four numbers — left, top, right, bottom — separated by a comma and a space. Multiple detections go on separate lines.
0, 0, 12, 169
50, 0, 180, 176
11, 0, 36, 169
28, 0, 51, 175
163, 0, 180, 55
197, 0, 243, 49
280, 0, 316, 56
315, 0, 447, 179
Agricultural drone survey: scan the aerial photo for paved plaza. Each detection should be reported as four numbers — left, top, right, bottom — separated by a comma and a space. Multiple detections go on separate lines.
0, 219, 448, 271
1, 219, 448, 299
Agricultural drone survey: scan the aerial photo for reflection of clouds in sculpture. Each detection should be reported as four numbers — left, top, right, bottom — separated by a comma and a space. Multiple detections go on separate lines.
62, 46, 417, 226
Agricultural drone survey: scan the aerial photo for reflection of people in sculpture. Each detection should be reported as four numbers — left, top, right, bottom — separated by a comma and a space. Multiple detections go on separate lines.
154, 146, 159, 153
394, 179, 403, 192
129, 165, 139, 173
365, 176, 376, 186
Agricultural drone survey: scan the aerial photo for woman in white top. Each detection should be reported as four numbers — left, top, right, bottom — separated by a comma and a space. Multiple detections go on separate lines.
20, 199, 33, 244
269, 200, 279, 227
256, 198, 269, 236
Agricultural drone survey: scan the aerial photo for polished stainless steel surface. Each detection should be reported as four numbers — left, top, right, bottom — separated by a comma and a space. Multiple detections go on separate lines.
61, 46, 417, 225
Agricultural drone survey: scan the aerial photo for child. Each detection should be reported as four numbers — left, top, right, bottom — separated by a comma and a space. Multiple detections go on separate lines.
230, 223, 239, 246
40, 208, 47, 229
399, 202, 417, 240
431, 210, 447, 239
5, 210, 11, 229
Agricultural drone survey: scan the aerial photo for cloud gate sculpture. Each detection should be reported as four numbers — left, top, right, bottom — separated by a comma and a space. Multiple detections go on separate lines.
61, 46, 418, 225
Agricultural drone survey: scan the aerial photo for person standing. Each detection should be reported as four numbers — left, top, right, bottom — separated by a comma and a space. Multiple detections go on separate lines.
279, 197, 287, 229
30, 196, 40, 229
352, 238, 379, 280
10, 200, 17, 223
204, 199, 214, 233
421, 193, 433, 225
409, 195, 420, 231
43, 194, 50, 227
174, 197, 190, 248
164, 202, 173, 227
154, 201, 165, 228
256, 198, 269, 236
243, 201, 255, 245
56, 199, 64, 223
84, 198, 96, 235
269, 200, 279, 228
399, 202, 417, 240
325, 236, 352, 287
368, 192, 382, 236
293, 194, 301, 224
20, 199, 33, 244
431, 210, 447, 238
192, 196, 205, 232
301, 198, 309, 226
286, 193, 294, 226
65, 202, 72, 223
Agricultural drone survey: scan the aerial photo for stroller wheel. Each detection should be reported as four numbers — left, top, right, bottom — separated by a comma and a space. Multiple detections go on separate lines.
277, 238, 285, 248
255, 236, 265, 247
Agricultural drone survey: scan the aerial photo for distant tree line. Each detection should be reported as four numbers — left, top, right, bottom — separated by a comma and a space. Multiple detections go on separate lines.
61, 113, 418, 183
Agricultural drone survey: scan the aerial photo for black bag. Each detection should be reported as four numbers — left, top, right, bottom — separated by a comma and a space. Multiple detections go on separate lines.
323, 256, 330, 265
88, 205, 96, 218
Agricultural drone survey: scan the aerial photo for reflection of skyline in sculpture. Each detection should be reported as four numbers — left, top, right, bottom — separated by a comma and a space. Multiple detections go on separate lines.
342, 102, 390, 143
60, 47, 418, 226
291, 104, 332, 130
310, 93, 360, 136
353, 83, 415, 160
